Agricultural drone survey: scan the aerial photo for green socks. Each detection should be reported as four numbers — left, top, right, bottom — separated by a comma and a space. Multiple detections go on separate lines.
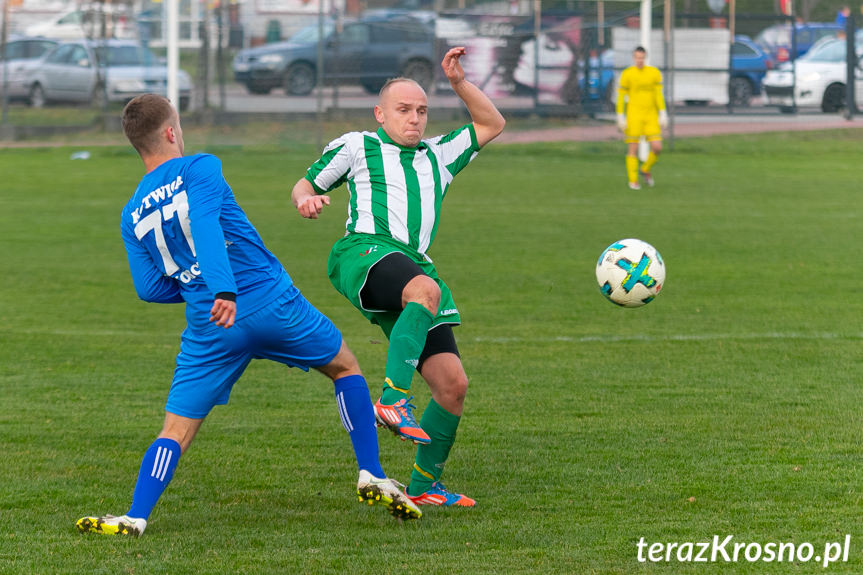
379, 303, 460, 496
380, 302, 434, 405
407, 399, 460, 496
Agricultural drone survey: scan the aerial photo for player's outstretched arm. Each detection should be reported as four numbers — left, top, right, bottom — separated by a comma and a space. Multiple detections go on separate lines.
292, 178, 330, 220
441, 47, 505, 148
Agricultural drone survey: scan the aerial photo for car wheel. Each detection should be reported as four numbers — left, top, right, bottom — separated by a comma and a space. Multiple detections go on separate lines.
284, 63, 315, 96
821, 83, 845, 113
28, 83, 46, 108
728, 77, 753, 107
401, 59, 434, 91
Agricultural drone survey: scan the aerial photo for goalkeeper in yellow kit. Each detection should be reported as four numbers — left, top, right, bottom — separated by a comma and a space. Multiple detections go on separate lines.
616, 46, 668, 190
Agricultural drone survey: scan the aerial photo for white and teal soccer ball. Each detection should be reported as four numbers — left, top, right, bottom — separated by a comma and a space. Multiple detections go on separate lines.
596, 239, 665, 307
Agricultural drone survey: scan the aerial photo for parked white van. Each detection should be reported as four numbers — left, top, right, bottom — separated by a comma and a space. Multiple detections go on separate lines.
25, 5, 135, 40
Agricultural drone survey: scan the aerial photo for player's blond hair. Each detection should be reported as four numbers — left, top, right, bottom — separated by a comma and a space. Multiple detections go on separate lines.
122, 94, 176, 156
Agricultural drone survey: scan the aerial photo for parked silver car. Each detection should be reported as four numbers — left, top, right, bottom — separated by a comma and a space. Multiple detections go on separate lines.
0, 36, 59, 101
26, 39, 191, 109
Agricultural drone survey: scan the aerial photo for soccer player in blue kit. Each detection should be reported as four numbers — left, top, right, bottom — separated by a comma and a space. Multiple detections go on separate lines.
76, 94, 420, 537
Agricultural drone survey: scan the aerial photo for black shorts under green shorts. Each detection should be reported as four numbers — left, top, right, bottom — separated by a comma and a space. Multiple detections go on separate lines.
327, 233, 460, 337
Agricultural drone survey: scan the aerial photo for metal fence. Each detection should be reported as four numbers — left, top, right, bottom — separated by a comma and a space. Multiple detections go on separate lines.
1, 0, 860, 140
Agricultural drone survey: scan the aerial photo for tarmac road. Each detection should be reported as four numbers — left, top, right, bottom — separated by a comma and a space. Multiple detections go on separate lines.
206, 82, 537, 114
206, 81, 863, 144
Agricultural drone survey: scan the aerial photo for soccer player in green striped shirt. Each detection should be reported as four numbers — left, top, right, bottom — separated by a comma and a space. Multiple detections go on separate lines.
291, 47, 505, 507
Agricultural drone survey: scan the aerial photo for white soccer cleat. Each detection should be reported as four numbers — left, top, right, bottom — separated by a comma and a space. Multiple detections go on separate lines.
76, 514, 147, 537
640, 171, 655, 187
357, 470, 422, 520
628, 181, 642, 190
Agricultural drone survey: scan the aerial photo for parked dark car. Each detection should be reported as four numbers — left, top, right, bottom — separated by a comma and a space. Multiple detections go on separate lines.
729, 35, 774, 106
232, 14, 436, 95
754, 22, 842, 63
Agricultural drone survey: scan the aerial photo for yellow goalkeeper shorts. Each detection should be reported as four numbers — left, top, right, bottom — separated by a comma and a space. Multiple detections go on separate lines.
625, 112, 661, 144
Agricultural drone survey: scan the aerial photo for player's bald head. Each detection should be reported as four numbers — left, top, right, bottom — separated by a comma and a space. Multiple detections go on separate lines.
378, 78, 426, 104
374, 77, 429, 147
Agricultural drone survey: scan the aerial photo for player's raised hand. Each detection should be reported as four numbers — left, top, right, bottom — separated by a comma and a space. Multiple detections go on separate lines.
441, 47, 466, 85
210, 298, 236, 329
297, 194, 330, 219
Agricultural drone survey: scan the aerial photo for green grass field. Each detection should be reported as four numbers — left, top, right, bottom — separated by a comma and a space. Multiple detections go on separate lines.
2, 128, 862, 574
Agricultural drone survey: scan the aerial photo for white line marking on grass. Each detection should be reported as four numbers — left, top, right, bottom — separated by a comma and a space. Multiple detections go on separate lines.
472, 332, 863, 344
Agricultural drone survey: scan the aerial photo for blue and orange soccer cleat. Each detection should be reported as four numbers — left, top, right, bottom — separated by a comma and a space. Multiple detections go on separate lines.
407, 482, 476, 507
374, 396, 431, 445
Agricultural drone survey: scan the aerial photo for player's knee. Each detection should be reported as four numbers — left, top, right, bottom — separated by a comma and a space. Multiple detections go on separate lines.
443, 372, 469, 406
158, 418, 201, 454
333, 351, 361, 375
402, 275, 440, 314
159, 433, 192, 454
318, 341, 362, 380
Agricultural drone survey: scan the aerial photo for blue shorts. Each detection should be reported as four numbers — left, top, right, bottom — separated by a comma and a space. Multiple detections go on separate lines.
166, 285, 342, 418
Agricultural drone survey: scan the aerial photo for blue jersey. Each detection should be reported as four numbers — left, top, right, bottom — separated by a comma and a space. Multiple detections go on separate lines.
121, 153, 291, 329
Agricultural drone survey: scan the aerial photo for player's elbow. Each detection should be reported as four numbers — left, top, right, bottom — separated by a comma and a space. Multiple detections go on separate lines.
491, 114, 506, 138
136, 290, 161, 304
136, 289, 170, 304
134, 281, 181, 303
477, 115, 506, 146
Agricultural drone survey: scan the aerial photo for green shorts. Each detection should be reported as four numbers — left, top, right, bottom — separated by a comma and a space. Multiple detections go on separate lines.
327, 233, 460, 337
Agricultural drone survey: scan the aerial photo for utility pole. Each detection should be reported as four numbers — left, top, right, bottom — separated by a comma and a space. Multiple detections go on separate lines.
845, 13, 856, 120
2, 0, 11, 128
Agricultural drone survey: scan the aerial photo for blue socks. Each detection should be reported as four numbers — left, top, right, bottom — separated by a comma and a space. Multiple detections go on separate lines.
127, 437, 181, 520
334, 375, 385, 478
123, 377, 382, 521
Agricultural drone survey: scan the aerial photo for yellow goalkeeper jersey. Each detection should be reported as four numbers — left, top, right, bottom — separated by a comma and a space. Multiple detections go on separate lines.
616, 65, 666, 115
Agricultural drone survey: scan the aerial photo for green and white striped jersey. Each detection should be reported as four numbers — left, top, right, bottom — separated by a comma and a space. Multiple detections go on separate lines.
304, 124, 480, 256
